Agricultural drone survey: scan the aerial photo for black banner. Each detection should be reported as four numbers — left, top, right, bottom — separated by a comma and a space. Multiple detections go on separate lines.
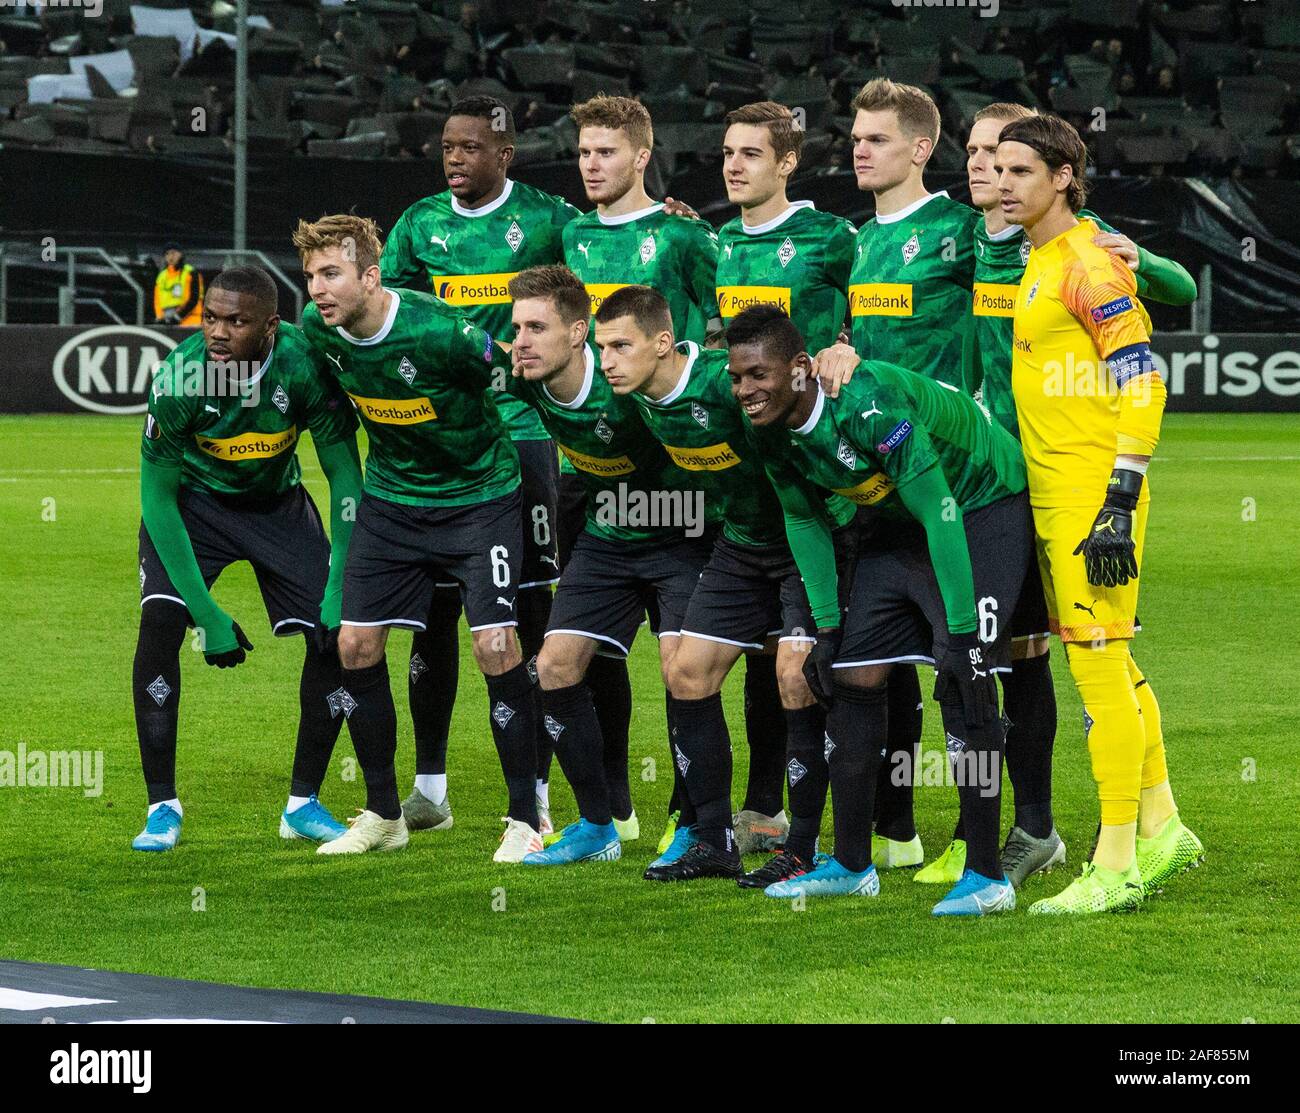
1, 324, 1297, 415
0, 325, 196, 415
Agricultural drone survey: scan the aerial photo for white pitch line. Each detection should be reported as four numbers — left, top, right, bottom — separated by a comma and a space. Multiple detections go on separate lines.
0, 987, 116, 1011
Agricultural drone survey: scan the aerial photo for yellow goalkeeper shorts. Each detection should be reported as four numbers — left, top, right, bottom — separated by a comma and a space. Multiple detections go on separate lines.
1033, 500, 1149, 644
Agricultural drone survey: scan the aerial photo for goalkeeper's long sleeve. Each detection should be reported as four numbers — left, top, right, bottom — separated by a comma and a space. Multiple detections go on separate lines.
139, 458, 224, 633
1134, 246, 1198, 307
1115, 371, 1168, 459
896, 465, 978, 635
314, 436, 363, 629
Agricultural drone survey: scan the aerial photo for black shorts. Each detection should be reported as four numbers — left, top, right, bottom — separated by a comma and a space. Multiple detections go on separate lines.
835, 492, 1033, 674
516, 438, 560, 590
546, 530, 711, 656
1009, 544, 1051, 642
680, 535, 813, 650
556, 470, 589, 571
342, 489, 523, 631
138, 485, 329, 636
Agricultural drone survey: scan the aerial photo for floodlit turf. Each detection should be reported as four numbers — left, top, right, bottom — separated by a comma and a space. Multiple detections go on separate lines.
1, 413, 1297, 1023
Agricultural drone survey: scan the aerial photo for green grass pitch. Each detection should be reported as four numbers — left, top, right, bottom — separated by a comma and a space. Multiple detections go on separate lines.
2, 412, 1297, 1023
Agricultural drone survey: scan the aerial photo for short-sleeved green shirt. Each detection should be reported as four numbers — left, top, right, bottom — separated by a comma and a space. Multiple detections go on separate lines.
301, 288, 519, 508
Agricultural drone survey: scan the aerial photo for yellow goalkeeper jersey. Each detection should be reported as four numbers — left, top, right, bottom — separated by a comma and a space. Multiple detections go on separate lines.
1011, 219, 1155, 508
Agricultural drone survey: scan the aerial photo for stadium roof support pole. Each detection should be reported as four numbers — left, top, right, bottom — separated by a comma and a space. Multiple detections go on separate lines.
234, 0, 249, 253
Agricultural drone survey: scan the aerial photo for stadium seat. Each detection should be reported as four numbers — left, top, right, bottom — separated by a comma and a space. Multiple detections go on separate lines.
1116, 134, 1195, 169
1068, 0, 1142, 30
502, 45, 576, 96
1218, 75, 1292, 120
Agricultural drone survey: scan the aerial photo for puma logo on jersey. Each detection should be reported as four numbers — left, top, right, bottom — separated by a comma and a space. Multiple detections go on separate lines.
429, 234, 450, 250
324, 352, 344, 372
461, 323, 474, 335
723, 243, 734, 259
577, 242, 591, 259
1073, 600, 1098, 619
496, 595, 515, 608
540, 554, 559, 568
204, 403, 219, 414
861, 402, 882, 419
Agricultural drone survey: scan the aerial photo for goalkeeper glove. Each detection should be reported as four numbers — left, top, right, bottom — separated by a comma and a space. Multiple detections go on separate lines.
201, 614, 253, 668
1074, 467, 1143, 588
802, 627, 842, 708
934, 630, 998, 727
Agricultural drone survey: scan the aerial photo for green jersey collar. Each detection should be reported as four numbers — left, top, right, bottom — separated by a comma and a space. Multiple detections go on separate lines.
338, 287, 401, 347
542, 344, 597, 410
741, 199, 815, 235
791, 382, 825, 436
644, 340, 700, 406
597, 201, 665, 226
875, 190, 949, 225
451, 178, 515, 219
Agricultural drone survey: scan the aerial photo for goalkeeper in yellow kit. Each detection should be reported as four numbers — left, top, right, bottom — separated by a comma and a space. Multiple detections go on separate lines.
996, 114, 1203, 913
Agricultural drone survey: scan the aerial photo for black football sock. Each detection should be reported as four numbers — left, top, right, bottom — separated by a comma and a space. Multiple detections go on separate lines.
409, 589, 460, 778
133, 603, 188, 804
784, 704, 828, 861
485, 663, 541, 829
665, 689, 693, 824
1002, 651, 1057, 839
874, 664, 921, 842
290, 640, 346, 798
938, 695, 1006, 881
588, 654, 632, 820
339, 658, 400, 820
539, 684, 612, 826
826, 681, 888, 873
742, 654, 787, 816
667, 693, 735, 856
517, 586, 554, 783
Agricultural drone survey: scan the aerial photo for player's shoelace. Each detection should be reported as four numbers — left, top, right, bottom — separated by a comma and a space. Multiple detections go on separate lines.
747, 851, 810, 885
1000, 832, 1034, 875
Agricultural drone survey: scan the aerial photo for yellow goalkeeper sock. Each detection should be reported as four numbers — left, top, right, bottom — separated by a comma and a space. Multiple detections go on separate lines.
1127, 652, 1178, 837
1065, 639, 1144, 855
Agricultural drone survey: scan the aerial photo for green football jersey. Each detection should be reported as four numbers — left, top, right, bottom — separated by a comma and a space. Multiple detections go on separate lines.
848, 191, 980, 393
973, 208, 1115, 438
563, 203, 720, 343
142, 322, 357, 498
758, 361, 1026, 525
506, 345, 695, 543
715, 201, 857, 351
381, 178, 580, 441
630, 342, 794, 548
301, 288, 519, 508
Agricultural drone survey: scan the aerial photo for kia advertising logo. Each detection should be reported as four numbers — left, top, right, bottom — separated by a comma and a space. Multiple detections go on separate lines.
51, 326, 179, 415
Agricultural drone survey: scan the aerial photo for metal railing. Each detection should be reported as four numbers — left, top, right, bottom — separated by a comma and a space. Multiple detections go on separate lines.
216, 249, 304, 322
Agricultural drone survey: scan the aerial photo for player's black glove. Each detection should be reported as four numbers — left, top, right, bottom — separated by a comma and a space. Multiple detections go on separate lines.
1074, 468, 1143, 588
934, 630, 998, 727
802, 627, 842, 708
204, 621, 253, 668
